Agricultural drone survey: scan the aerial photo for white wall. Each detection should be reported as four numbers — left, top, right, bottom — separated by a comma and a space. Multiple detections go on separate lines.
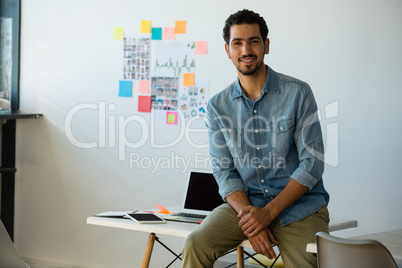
15, 0, 402, 267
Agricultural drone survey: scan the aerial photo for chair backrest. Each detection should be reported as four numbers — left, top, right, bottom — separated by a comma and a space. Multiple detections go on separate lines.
316, 231, 398, 268
0, 220, 30, 268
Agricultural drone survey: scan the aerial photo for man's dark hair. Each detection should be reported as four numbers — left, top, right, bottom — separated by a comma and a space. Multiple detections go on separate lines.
223, 9, 269, 45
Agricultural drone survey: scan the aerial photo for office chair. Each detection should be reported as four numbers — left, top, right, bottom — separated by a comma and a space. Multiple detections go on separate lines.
0, 220, 30, 268
316, 231, 398, 268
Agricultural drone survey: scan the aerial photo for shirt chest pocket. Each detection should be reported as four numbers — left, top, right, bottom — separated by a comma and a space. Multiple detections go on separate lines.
226, 128, 244, 158
270, 118, 295, 153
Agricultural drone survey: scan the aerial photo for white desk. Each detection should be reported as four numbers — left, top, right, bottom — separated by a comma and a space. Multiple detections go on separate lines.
87, 216, 357, 268
306, 229, 402, 264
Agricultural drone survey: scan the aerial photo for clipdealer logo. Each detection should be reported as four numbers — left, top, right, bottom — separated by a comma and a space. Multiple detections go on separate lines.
63, 100, 339, 170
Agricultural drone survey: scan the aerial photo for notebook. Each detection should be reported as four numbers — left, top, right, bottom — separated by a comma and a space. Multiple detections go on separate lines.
167, 170, 224, 223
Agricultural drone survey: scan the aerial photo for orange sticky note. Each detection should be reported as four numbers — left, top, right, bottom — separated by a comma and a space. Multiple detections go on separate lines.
183, 73, 195, 86
138, 80, 150, 94
141, 20, 151, 33
155, 204, 173, 214
163, 27, 175, 40
196, 41, 208, 55
174, 20, 186, 34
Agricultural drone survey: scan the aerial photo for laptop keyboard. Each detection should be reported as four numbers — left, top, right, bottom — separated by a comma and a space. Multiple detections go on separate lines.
173, 212, 206, 219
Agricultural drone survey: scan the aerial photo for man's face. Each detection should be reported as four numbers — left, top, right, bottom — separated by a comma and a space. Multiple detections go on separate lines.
225, 23, 269, 76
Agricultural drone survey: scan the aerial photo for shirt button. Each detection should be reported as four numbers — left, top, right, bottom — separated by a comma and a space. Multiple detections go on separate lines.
265, 189, 269, 193
255, 130, 259, 133
228, 129, 231, 132
256, 147, 260, 150
254, 110, 257, 113
261, 179, 264, 182
258, 165, 262, 168
280, 127, 284, 131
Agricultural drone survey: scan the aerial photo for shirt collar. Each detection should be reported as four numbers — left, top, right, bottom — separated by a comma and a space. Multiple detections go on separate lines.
231, 65, 280, 100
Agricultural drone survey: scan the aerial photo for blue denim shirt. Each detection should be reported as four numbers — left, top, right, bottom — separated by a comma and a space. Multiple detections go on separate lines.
206, 65, 329, 226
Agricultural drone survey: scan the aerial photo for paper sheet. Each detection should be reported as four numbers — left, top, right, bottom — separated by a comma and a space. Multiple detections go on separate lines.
150, 41, 195, 77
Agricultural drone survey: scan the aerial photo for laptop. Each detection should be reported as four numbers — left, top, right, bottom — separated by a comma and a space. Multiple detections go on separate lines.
167, 170, 224, 223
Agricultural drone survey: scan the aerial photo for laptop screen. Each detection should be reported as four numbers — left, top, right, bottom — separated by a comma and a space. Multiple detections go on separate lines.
183, 171, 224, 212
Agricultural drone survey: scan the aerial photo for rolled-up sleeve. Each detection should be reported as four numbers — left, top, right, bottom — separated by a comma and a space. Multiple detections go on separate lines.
291, 84, 325, 190
206, 102, 247, 200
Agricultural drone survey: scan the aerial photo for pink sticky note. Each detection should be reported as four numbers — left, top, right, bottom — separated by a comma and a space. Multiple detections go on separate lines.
163, 27, 175, 40
166, 111, 178, 125
196, 41, 208, 55
138, 96, 151, 113
138, 80, 150, 94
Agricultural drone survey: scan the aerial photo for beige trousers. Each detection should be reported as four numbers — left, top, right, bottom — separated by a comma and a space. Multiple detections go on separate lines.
182, 203, 329, 268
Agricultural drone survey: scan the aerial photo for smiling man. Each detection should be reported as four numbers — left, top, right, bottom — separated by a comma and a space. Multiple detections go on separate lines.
182, 9, 330, 268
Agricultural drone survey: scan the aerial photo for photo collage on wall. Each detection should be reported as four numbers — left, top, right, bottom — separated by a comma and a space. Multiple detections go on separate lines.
122, 37, 151, 80
151, 76, 179, 110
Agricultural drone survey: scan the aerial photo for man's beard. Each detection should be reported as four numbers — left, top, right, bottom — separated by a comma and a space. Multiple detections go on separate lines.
236, 55, 263, 76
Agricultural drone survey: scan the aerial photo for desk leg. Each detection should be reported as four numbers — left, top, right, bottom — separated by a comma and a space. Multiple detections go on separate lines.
236, 246, 244, 268
140, 233, 156, 268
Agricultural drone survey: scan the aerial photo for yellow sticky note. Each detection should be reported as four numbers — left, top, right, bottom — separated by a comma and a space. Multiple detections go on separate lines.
113, 27, 124, 40
141, 20, 152, 33
183, 73, 195, 86
175, 20, 186, 34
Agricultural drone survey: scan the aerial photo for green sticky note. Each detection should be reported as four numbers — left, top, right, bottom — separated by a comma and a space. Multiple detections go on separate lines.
152, 27, 162, 40
166, 111, 177, 124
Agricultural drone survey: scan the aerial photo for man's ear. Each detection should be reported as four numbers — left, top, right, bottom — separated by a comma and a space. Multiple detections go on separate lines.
265, 38, 270, 55
225, 43, 231, 59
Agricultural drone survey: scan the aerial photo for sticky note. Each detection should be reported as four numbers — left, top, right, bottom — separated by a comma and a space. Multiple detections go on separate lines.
113, 27, 124, 40
138, 95, 151, 112
155, 204, 174, 214
183, 73, 195, 86
119, 81, 132, 97
152, 27, 162, 40
166, 111, 178, 124
196, 41, 208, 55
141, 20, 151, 33
163, 27, 175, 40
174, 21, 186, 34
138, 80, 150, 94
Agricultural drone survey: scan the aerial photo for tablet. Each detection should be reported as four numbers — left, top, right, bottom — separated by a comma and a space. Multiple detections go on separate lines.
125, 213, 166, 224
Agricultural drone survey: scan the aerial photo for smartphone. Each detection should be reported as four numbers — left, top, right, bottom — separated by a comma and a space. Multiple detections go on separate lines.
125, 213, 166, 224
